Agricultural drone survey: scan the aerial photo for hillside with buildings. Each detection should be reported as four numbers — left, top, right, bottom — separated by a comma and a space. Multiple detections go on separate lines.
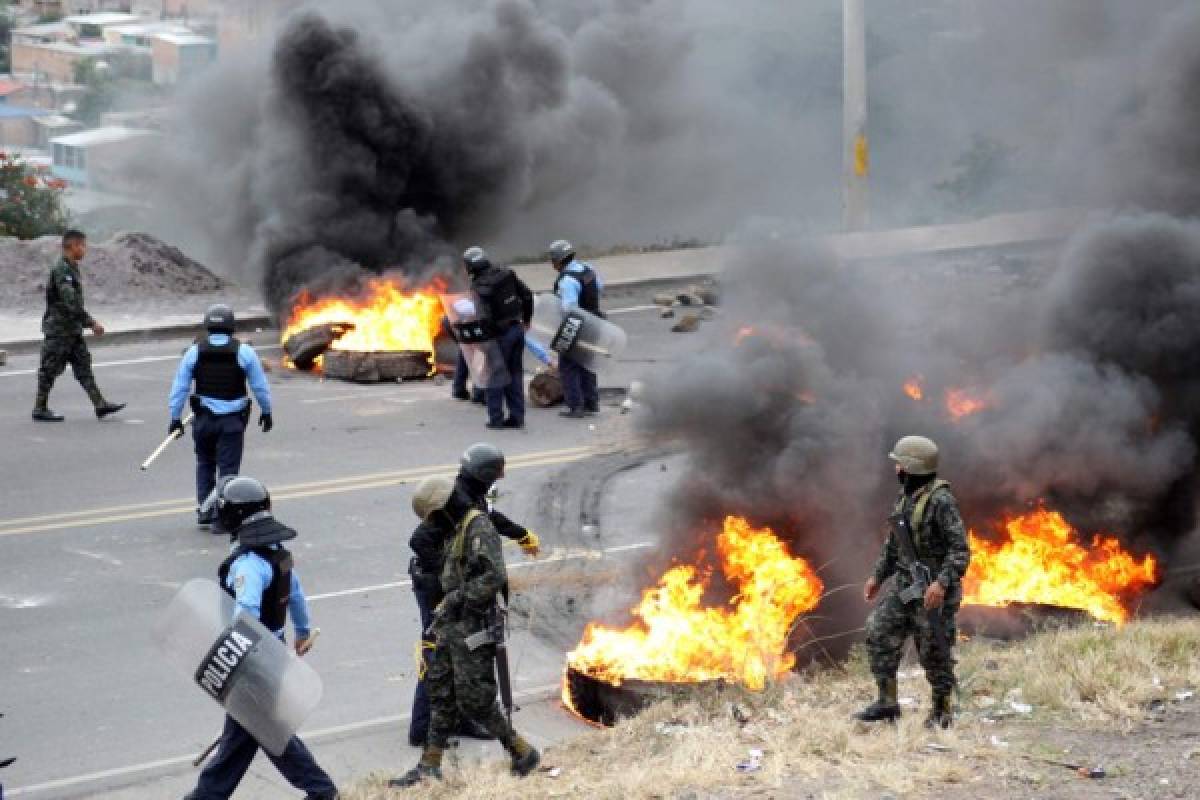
0, 0, 289, 229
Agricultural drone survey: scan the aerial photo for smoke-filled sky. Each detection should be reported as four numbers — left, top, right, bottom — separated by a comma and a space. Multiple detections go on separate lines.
145, 0, 1188, 311
636, 3, 1200, 644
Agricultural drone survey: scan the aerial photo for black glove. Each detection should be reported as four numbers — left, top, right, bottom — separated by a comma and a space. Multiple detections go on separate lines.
168, 419, 184, 437
258, 412, 273, 433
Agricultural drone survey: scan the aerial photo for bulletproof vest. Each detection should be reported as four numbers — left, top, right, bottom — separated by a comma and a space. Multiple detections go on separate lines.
894, 479, 951, 556
472, 267, 523, 325
195, 337, 248, 401
554, 264, 600, 314
218, 546, 294, 632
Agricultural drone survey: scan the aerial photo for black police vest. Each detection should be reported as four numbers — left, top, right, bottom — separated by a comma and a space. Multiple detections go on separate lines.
195, 338, 248, 401
473, 267, 524, 326
554, 265, 600, 314
218, 546, 294, 632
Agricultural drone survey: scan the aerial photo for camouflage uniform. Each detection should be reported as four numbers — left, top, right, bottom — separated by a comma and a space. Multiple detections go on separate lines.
36, 256, 105, 409
416, 509, 535, 774
866, 479, 971, 702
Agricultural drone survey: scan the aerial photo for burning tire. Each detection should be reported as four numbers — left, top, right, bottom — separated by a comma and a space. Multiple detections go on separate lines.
283, 323, 354, 370
564, 666, 717, 727
322, 349, 432, 382
529, 369, 564, 407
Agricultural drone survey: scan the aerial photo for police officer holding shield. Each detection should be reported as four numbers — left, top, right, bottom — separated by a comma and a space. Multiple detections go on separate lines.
548, 240, 603, 418
169, 305, 273, 529
185, 476, 338, 800
462, 247, 534, 430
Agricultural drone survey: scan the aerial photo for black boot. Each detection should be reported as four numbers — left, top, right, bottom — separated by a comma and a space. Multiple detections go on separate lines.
95, 401, 126, 419
854, 677, 901, 722
924, 694, 954, 730
388, 764, 442, 787
507, 734, 541, 777
32, 407, 64, 422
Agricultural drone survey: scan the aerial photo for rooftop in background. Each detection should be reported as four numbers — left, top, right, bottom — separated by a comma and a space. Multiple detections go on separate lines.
11, 21, 72, 39
0, 105, 53, 119
152, 32, 214, 46
51, 126, 155, 148
107, 22, 194, 37
65, 13, 144, 28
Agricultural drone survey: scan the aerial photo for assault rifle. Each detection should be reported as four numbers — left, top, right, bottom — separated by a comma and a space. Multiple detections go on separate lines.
889, 511, 949, 654
464, 596, 516, 732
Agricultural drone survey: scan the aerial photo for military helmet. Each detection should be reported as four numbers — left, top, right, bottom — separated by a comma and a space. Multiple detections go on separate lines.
204, 303, 235, 333
412, 476, 454, 520
462, 246, 491, 275
460, 442, 505, 485
548, 239, 575, 267
889, 435, 939, 476
217, 475, 272, 532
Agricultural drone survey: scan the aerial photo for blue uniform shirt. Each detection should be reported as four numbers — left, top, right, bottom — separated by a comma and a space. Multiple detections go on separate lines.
225, 546, 311, 639
557, 259, 603, 311
169, 333, 273, 419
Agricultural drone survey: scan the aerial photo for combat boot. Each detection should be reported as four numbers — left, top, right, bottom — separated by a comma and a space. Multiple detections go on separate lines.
854, 677, 901, 722
388, 746, 443, 788
32, 407, 64, 422
924, 693, 954, 730
95, 401, 126, 419
507, 734, 541, 777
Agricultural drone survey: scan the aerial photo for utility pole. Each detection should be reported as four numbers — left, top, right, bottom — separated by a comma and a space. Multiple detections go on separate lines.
843, 0, 868, 230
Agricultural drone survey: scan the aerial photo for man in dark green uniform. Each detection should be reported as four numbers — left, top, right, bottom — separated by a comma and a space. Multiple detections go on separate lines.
857, 435, 971, 729
391, 443, 540, 787
32, 229, 124, 422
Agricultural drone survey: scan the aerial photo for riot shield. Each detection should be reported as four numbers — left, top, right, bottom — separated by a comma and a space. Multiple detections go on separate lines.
153, 579, 323, 757
440, 293, 510, 389
530, 293, 627, 374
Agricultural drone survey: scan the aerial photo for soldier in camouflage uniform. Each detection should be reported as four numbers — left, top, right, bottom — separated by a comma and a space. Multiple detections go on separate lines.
32, 230, 124, 422
857, 436, 971, 729
391, 443, 540, 787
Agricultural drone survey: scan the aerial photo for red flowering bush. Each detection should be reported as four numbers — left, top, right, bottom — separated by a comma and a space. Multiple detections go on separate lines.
0, 152, 68, 239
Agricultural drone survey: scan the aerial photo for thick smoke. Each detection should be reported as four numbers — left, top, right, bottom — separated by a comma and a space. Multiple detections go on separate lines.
637, 2, 1200, 649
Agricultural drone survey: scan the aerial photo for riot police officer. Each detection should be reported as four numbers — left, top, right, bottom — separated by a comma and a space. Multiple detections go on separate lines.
406, 474, 540, 746
185, 476, 339, 800
168, 305, 274, 528
392, 444, 540, 787
463, 247, 534, 430
549, 239, 604, 418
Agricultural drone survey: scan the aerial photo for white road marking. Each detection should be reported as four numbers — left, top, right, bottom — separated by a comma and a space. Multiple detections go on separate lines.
308, 541, 654, 602
6, 683, 563, 797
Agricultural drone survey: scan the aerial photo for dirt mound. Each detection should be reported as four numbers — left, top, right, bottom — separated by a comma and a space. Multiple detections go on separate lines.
0, 232, 228, 309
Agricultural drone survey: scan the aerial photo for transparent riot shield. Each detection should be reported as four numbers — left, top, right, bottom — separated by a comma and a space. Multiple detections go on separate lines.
530, 293, 628, 374
440, 293, 510, 389
153, 579, 323, 756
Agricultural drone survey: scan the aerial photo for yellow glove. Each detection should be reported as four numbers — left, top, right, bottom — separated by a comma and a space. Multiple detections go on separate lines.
518, 530, 541, 557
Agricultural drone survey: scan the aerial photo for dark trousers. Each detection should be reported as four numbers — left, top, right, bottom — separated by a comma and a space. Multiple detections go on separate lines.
188, 714, 336, 799
409, 584, 438, 741
36, 334, 103, 406
559, 355, 598, 412
193, 409, 248, 505
485, 324, 525, 425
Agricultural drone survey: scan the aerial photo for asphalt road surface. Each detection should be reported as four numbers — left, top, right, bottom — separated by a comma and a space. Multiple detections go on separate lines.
0, 283, 699, 798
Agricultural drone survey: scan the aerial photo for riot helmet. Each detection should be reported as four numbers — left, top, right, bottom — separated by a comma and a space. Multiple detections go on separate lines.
462, 246, 491, 276
889, 435, 939, 476
459, 442, 505, 485
217, 475, 273, 532
204, 304, 235, 334
548, 239, 575, 269
412, 476, 454, 520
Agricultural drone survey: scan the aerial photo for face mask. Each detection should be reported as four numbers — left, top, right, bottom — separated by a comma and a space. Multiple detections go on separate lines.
896, 469, 908, 485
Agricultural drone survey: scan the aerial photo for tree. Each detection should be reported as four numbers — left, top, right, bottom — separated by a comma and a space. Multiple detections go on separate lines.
0, 153, 69, 240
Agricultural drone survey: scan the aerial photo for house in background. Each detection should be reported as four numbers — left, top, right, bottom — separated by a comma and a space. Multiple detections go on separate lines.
151, 31, 214, 84
50, 125, 154, 191
0, 106, 54, 147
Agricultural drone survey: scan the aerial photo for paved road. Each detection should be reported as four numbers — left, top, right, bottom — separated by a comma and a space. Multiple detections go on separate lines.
0, 283, 696, 798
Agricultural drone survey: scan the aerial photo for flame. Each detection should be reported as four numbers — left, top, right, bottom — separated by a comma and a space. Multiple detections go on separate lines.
945, 388, 989, 419
564, 516, 824, 694
903, 376, 925, 401
281, 276, 446, 367
963, 509, 1159, 624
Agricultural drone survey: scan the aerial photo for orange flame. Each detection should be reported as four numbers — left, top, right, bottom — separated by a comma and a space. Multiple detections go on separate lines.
903, 377, 925, 401
280, 276, 446, 368
564, 516, 824, 693
963, 509, 1159, 624
945, 388, 989, 419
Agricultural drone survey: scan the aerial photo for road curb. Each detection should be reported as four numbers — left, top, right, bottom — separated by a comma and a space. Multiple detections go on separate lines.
0, 313, 277, 355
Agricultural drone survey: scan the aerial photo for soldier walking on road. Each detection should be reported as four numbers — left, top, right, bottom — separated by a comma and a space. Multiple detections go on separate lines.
32, 229, 125, 422
392, 444, 541, 787
169, 305, 273, 529
405, 474, 540, 747
857, 436, 971, 729
184, 476, 338, 800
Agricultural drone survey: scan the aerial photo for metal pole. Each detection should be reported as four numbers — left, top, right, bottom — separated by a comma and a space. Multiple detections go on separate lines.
843, 0, 868, 230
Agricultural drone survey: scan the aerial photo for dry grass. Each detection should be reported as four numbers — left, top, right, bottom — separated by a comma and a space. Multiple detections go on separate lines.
344, 616, 1200, 800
